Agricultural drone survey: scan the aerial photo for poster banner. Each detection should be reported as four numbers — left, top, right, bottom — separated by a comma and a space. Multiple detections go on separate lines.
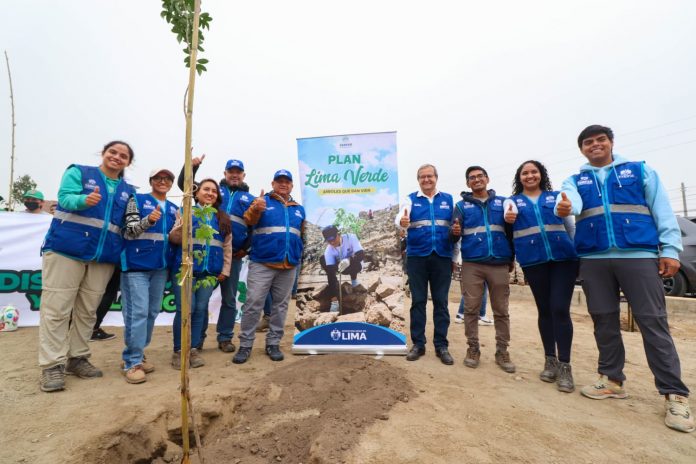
294, 132, 407, 354
0, 212, 245, 328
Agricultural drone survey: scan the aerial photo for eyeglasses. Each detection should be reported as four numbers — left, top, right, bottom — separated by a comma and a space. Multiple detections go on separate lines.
152, 176, 173, 183
467, 174, 487, 181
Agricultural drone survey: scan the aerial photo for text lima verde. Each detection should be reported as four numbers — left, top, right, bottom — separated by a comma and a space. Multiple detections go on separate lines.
304, 154, 389, 188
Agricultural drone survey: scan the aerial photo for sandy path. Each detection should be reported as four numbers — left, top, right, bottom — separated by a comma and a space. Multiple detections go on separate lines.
1, 287, 695, 463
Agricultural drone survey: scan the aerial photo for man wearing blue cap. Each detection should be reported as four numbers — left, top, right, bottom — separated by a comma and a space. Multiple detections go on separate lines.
233, 169, 305, 364
176, 154, 255, 353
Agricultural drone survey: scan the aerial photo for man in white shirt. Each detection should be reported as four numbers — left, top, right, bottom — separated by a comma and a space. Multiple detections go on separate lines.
320, 225, 365, 313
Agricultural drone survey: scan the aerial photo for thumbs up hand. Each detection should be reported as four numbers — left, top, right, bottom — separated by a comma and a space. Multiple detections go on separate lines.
451, 217, 461, 236
148, 204, 162, 224
85, 186, 102, 207
399, 208, 410, 228
504, 203, 517, 224
556, 192, 572, 217
251, 189, 266, 213
192, 153, 206, 167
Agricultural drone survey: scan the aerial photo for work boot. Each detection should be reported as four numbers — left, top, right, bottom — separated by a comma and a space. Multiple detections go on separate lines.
556, 362, 575, 393
141, 355, 155, 374
123, 365, 146, 384
580, 375, 628, 400
218, 340, 236, 353
189, 348, 205, 368
406, 345, 425, 361
540, 356, 559, 383
65, 357, 103, 378
495, 350, 516, 373
256, 315, 270, 332
436, 348, 454, 365
171, 351, 182, 370
40, 365, 65, 392
665, 394, 695, 433
265, 345, 285, 361
233, 346, 252, 364
464, 347, 481, 368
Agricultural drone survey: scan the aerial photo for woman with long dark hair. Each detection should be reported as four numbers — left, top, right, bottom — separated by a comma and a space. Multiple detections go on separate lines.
504, 160, 578, 392
39, 141, 135, 392
169, 178, 232, 369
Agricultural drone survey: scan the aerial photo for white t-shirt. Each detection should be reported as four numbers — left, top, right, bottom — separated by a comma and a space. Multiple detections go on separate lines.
323, 233, 363, 266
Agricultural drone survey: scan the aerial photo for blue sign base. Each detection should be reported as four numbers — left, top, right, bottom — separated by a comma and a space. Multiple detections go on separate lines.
292, 322, 408, 355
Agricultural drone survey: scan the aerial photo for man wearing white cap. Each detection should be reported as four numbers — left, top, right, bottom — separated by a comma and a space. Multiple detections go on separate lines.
233, 169, 305, 364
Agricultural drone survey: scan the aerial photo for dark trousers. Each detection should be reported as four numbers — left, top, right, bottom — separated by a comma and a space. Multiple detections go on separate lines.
523, 260, 578, 363
407, 252, 452, 349
93, 268, 121, 331
320, 256, 361, 299
580, 258, 689, 396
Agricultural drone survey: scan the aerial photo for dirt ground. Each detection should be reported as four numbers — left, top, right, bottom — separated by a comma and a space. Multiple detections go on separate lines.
2, 288, 696, 463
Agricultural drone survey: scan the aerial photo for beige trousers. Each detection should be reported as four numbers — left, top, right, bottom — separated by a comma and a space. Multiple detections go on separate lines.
460, 262, 511, 350
38, 252, 115, 368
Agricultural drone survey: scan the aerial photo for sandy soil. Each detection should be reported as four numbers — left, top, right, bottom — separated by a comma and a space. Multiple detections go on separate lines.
2, 288, 695, 463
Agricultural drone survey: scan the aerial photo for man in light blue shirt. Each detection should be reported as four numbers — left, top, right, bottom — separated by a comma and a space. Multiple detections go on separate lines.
556, 124, 693, 433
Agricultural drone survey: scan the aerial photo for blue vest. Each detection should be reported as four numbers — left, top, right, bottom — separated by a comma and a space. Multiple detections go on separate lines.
173, 207, 226, 276
573, 161, 659, 256
121, 194, 178, 271
43, 165, 134, 264
250, 194, 305, 266
510, 192, 577, 267
405, 191, 454, 258
455, 196, 512, 262
220, 185, 254, 252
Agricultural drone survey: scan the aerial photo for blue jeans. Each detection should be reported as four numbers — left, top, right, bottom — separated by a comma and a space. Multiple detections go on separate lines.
458, 281, 488, 317
406, 253, 452, 349
216, 258, 243, 342
172, 273, 216, 352
120, 269, 168, 369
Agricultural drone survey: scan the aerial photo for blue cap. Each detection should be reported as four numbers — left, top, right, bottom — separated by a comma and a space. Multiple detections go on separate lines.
273, 169, 293, 181
225, 159, 245, 171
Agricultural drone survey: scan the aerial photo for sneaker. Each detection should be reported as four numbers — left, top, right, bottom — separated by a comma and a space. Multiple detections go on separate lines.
256, 315, 270, 332
406, 345, 425, 361
218, 340, 236, 353
580, 375, 628, 400
329, 301, 339, 313
454, 314, 464, 324
265, 345, 284, 361
40, 365, 65, 392
540, 356, 559, 383
90, 328, 115, 342
141, 356, 155, 374
233, 346, 252, 364
556, 362, 575, 393
189, 348, 205, 368
665, 394, 695, 433
478, 317, 493, 326
495, 350, 516, 373
65, 357, 103, 378
123, 365, 146, 384
171, 351, 182, 370
464, 347, 481, 368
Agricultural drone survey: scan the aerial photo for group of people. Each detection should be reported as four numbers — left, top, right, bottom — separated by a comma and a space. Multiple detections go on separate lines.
37, 142, 304, 391
34, 123, 693, 434
399, 124, 693, 433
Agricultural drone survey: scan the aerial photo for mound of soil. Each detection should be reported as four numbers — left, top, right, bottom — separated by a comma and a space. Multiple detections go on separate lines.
203, 355, 415, 463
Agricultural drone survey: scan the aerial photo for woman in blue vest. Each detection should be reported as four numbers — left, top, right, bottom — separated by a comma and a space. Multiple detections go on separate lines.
169, 178, 232, 369
39, 141, 135, 393
119, 168, 178, 384
504, 160, 578, 392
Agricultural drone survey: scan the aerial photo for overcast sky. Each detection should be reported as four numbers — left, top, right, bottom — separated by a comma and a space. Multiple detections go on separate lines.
2, 1, 696, 214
